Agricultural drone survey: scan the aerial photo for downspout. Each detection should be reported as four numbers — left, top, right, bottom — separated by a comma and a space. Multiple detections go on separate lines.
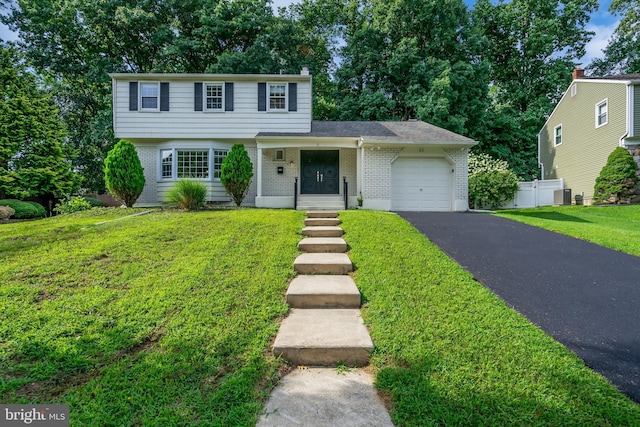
538, 131, 544, 179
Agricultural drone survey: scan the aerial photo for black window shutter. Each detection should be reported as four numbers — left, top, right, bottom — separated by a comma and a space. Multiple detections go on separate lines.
288, 82, 297, 112
129, 82, 138, 111
160, 82, 170, 111
258, 82, 266, 111
194, 82, 203, 111
225, 82, 234, 112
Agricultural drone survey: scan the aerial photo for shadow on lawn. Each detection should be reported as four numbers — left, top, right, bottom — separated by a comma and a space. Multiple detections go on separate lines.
501, 211, 591, 223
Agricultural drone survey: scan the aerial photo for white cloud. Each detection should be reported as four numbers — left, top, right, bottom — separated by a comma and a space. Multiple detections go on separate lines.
581, 20, 619, 65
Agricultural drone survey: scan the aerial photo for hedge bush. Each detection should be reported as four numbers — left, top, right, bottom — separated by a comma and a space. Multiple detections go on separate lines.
593, 147, 638, 204
54, 196, 93, 214
104, 140, 145, 207
166, 180, 208, 210
468, 152, 519, 210
0, 199, 47, 219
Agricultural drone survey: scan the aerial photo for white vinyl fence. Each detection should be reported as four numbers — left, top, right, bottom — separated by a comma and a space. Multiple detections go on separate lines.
500, 179, 564, 209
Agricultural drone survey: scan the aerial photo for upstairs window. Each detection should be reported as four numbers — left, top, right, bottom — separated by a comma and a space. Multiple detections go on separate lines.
596, 99, 608, 128
140, 82, 160, 111
205, 83, 224, 111
554, 124, 562, 146
268, 83, 287, 111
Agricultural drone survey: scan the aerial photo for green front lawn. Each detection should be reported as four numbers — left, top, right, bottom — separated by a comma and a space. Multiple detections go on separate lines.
494, 205, 640, 257
341, 210, 640, 426
0, 208, 304, 425
1, 208, 639, 426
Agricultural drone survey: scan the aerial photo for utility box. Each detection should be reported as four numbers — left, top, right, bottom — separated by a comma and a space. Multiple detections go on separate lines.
554, 189, 572, 205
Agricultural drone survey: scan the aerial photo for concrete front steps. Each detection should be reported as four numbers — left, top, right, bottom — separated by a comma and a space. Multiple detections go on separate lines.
296, 196, 345, 211
272, 211, 373, 367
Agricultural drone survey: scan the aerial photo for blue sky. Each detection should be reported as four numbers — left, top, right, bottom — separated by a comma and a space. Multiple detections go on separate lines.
0, 0, 620, 66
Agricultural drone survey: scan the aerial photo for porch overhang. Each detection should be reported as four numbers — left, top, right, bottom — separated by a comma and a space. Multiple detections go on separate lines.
255, 136, 360, 149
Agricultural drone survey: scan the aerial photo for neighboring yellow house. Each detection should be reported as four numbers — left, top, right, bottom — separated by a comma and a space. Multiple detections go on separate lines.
538, 68, 640, 204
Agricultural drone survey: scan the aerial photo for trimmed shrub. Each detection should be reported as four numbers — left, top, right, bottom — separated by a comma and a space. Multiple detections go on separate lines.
0, 206, 15, 219
104, 140, 145, 207
54, 196, 93, 214
166, 180, 208, 210
83, 197, 105, 207
0, 199, 47, 219
220, 144, 253, 207
593, 147, 638, 204
468, 152, 519, 210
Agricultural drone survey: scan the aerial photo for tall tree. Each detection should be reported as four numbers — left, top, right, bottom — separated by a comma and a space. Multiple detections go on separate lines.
589, 0, 640, 75
473, 0, 597, 179
0, 46, 78, 201
328, 0, 490, 139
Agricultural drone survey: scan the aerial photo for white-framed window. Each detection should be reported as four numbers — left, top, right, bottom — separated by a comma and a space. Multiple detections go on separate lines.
177, 150, 209, 179
596, 99, 608, 128
554, 124, 562, 146
213, 149, 228, 179
268, 83, 287, 111
571, 84, 577, 97
205, 82, 224, 111
159, 149, 228, 180
161, 149, 173, 179
140, 82, 160, 111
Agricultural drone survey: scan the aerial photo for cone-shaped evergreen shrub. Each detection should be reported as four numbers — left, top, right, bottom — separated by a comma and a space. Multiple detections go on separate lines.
220, 144, 253, 207
104, 140, 145, 207
593, 147, 638, 204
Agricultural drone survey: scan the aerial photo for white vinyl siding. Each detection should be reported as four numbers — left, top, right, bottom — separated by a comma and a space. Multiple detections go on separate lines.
140, 82, 159, 111
113, 78, 311, 139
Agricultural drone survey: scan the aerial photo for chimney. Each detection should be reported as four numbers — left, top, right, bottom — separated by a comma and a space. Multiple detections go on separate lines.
300, 66, 309, 76
572, 64, 585, 80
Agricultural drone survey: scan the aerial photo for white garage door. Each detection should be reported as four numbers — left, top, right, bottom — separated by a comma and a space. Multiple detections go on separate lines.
391, 158, 452, 211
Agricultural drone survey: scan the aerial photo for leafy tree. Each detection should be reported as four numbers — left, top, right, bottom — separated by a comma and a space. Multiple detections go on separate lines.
589, 0, 640, 75
220, 144, 253, 207
104, 140, 145, 207
472, 0, 597, 179
0, 46, 78, 201
468, 152, 519, 210
593, 147, 638, 204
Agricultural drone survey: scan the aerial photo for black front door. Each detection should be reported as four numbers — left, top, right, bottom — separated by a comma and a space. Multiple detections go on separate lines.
301, 150, 339, 194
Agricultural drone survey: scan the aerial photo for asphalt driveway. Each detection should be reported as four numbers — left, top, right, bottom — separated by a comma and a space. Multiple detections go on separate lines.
397, 211, 640, 404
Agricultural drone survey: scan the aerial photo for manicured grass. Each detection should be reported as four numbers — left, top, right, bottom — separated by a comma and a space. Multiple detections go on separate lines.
341, 210, 640, 426
494, 205, 640, 257
0, 208, 304, 425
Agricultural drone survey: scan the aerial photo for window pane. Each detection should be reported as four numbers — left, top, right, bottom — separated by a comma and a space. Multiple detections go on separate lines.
269, 84, 286, 110
206, 84, 223, 110
213, 150, 228, 179
142, 97, 158, 109
141, 83, 158, 97
161, 150, 172, 178
177, 150, 209, 178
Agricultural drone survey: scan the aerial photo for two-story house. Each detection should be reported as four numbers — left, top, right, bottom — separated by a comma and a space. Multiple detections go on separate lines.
110, 69, 477, 211
538, 68, 640, 204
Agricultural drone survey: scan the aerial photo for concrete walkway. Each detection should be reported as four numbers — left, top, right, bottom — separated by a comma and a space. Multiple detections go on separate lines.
398, 211, 640, 404
257, 211, 393, 426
